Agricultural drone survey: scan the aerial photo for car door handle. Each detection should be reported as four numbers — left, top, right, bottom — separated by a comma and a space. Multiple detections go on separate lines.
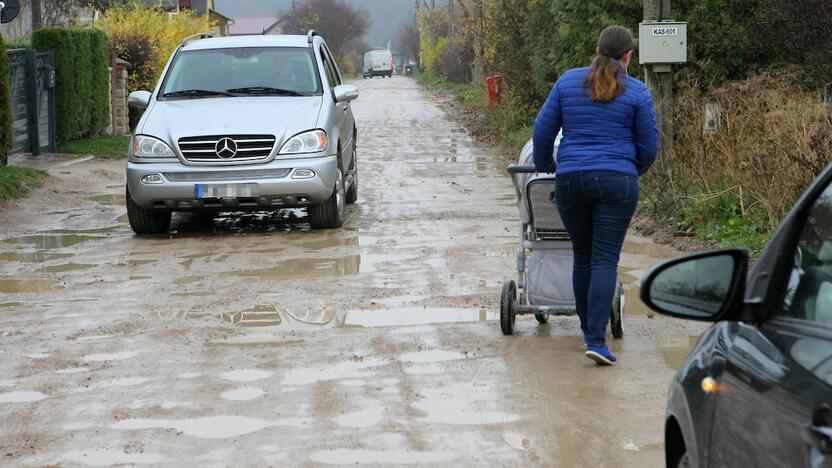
803, 424, 832, 454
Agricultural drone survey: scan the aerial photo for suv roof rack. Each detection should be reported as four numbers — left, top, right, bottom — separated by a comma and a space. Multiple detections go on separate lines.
181, 32, 214, 47
307, 30, 318, 44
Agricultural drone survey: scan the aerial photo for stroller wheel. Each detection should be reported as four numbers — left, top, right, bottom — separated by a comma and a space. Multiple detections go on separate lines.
610, 282, 624, 339
500, 280, 517, 335
535, 314, 549, 324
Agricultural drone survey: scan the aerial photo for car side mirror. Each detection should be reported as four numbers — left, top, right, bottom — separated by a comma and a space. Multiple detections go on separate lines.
128, 90, 152, 109
640, 248, 749, 321
334, 84, 359, 103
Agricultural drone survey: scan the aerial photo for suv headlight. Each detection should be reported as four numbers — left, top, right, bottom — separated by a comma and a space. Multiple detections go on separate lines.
279, 130, 328, 155
131, 135, 176, 159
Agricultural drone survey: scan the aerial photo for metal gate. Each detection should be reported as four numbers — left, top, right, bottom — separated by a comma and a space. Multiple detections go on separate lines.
8, 49, 56, 156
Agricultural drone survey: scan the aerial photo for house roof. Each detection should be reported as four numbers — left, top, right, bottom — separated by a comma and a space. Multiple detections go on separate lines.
227, 17, 283, 36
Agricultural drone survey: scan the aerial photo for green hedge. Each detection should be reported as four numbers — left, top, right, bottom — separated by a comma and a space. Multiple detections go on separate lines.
32, 28, 109, 145
0, 34, 12, 164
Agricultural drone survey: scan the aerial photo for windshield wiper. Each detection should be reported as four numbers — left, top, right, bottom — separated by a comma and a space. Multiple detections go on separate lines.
162, 89, 235, 98
226, 86, 303, 96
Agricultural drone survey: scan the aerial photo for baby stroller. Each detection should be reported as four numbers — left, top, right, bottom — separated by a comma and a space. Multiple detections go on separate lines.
500, 138, 625, 337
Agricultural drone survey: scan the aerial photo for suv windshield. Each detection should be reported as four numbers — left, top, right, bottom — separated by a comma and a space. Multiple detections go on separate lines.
160, 47, 322, 98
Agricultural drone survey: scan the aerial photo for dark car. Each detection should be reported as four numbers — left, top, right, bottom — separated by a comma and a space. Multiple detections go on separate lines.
640, 166, 832, 467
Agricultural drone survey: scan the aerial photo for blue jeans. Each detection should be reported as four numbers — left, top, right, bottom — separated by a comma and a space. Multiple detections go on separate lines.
554, 170, 638, 347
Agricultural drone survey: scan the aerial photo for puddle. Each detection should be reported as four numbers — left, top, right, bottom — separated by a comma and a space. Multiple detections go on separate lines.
282, 357, 388, 386
310, 449, 456, 465
413, 399, 520, 425
86, 193, 126, 205
219, 369, 273, 382
0, 278, 61, 293
0, 390, 48, 403
403, 363, 445, 375
5, 234, 102, 249
657, 336, 700, 370
345, 307, 496, 327
0, 302, 24, 308
174, 276, 203, 285
220, 304, 281, 328
56, 367, 91, 374
62, 449, 168, 465
298, 236, 360, 249
44, 226, 121, 235
223, 254, 416, 281
623, 287, 653, 317
210, 338, 305, 349
398, 350, 466, 364
334, 408, 384, 428
61, 421, 95, 431
178, 372, 201, 379
82, 351, 139, 362
110, 415, 312, 439
0, 251, 73, 263
70, 378, 151, 394
41, 263, 95, 273
622, 240, 677, 259
224, 256, 361, 280
0, 379, 17, 387
221, 387, 265, 401
22, 352, 49, 359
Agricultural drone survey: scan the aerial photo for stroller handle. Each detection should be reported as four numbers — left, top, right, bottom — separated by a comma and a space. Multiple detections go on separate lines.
506, 164, 541, 175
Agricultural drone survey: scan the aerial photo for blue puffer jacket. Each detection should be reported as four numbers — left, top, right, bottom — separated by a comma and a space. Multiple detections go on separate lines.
532, 66, 658, 176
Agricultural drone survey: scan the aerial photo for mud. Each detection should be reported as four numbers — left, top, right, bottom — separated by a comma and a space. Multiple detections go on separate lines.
0, 76, 707, 466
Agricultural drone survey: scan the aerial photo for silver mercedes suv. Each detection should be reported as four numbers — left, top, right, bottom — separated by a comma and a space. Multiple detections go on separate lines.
125, 31, 359, 234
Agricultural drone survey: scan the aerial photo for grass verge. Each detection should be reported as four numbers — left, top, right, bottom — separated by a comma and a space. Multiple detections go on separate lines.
0, 166, 47, 202
59, 135, 131, 159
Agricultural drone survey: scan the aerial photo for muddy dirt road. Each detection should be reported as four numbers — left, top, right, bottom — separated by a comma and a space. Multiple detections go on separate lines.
0, 76, 706, 466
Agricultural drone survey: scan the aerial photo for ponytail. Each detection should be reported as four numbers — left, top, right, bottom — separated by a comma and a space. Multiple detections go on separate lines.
583, 25, 635, 103
585, 55, 624, 103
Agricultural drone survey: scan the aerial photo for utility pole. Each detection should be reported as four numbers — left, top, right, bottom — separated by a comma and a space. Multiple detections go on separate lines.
31, 0, 42, 30
643, 0, 673, 161
292, 0, 296, 12
448, 0, 455, 43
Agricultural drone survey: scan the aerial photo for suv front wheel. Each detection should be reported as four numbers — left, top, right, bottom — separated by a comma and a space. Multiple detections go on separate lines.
126, 187, 171, 235
309, 167, 345, 229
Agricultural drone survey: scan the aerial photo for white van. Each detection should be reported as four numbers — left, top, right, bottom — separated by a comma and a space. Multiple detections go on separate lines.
362, 49, 393, 78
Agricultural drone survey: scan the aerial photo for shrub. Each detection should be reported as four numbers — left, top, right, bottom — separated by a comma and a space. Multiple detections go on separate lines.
32, 29, 77, 144
87, 29, 111, 135
32, 28, 110, 143
0, 34, 12, 165
94, 5, 216, 93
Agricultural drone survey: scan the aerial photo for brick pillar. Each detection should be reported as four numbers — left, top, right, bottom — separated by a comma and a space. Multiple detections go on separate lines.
108, 52, 131, 136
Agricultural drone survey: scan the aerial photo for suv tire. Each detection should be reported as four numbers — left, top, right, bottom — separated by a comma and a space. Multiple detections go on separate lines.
346, 144, 358, 204
126, 188, 171, 235
309, 167, 345, 229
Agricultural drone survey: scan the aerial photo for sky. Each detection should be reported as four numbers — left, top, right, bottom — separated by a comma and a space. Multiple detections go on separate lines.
213, 0, 420, 49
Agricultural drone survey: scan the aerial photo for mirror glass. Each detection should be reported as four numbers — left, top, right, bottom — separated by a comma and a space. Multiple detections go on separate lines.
649, 254, 736, 318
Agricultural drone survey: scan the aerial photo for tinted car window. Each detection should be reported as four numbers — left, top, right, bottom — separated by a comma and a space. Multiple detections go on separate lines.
161, 47, 322, 96
780, 182, 832, 326
319, 47, 338, 89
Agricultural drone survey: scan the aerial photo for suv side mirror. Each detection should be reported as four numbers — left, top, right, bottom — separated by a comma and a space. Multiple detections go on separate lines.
128, 90, 152, 109
334, 84, 359, 103
640, 248, 749, 321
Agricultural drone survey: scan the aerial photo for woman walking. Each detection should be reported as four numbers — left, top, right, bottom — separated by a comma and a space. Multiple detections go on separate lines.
532, 25, 659, 366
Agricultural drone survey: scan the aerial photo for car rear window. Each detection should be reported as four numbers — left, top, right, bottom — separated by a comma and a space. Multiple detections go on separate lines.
160, 47, 322, 97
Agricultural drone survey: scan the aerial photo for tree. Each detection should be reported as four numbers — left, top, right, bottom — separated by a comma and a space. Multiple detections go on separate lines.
280, 0, 371, 59
398, 21, 419, 61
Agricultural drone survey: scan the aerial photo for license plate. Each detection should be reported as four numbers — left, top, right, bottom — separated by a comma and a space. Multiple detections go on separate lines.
195, 184, 259, 199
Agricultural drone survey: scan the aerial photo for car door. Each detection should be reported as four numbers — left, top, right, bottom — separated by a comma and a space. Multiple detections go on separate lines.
708, 180, 832, 467
318, 45, 354, 170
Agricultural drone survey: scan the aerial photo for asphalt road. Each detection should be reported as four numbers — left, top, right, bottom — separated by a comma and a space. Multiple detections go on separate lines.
0, 76, 707, 466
